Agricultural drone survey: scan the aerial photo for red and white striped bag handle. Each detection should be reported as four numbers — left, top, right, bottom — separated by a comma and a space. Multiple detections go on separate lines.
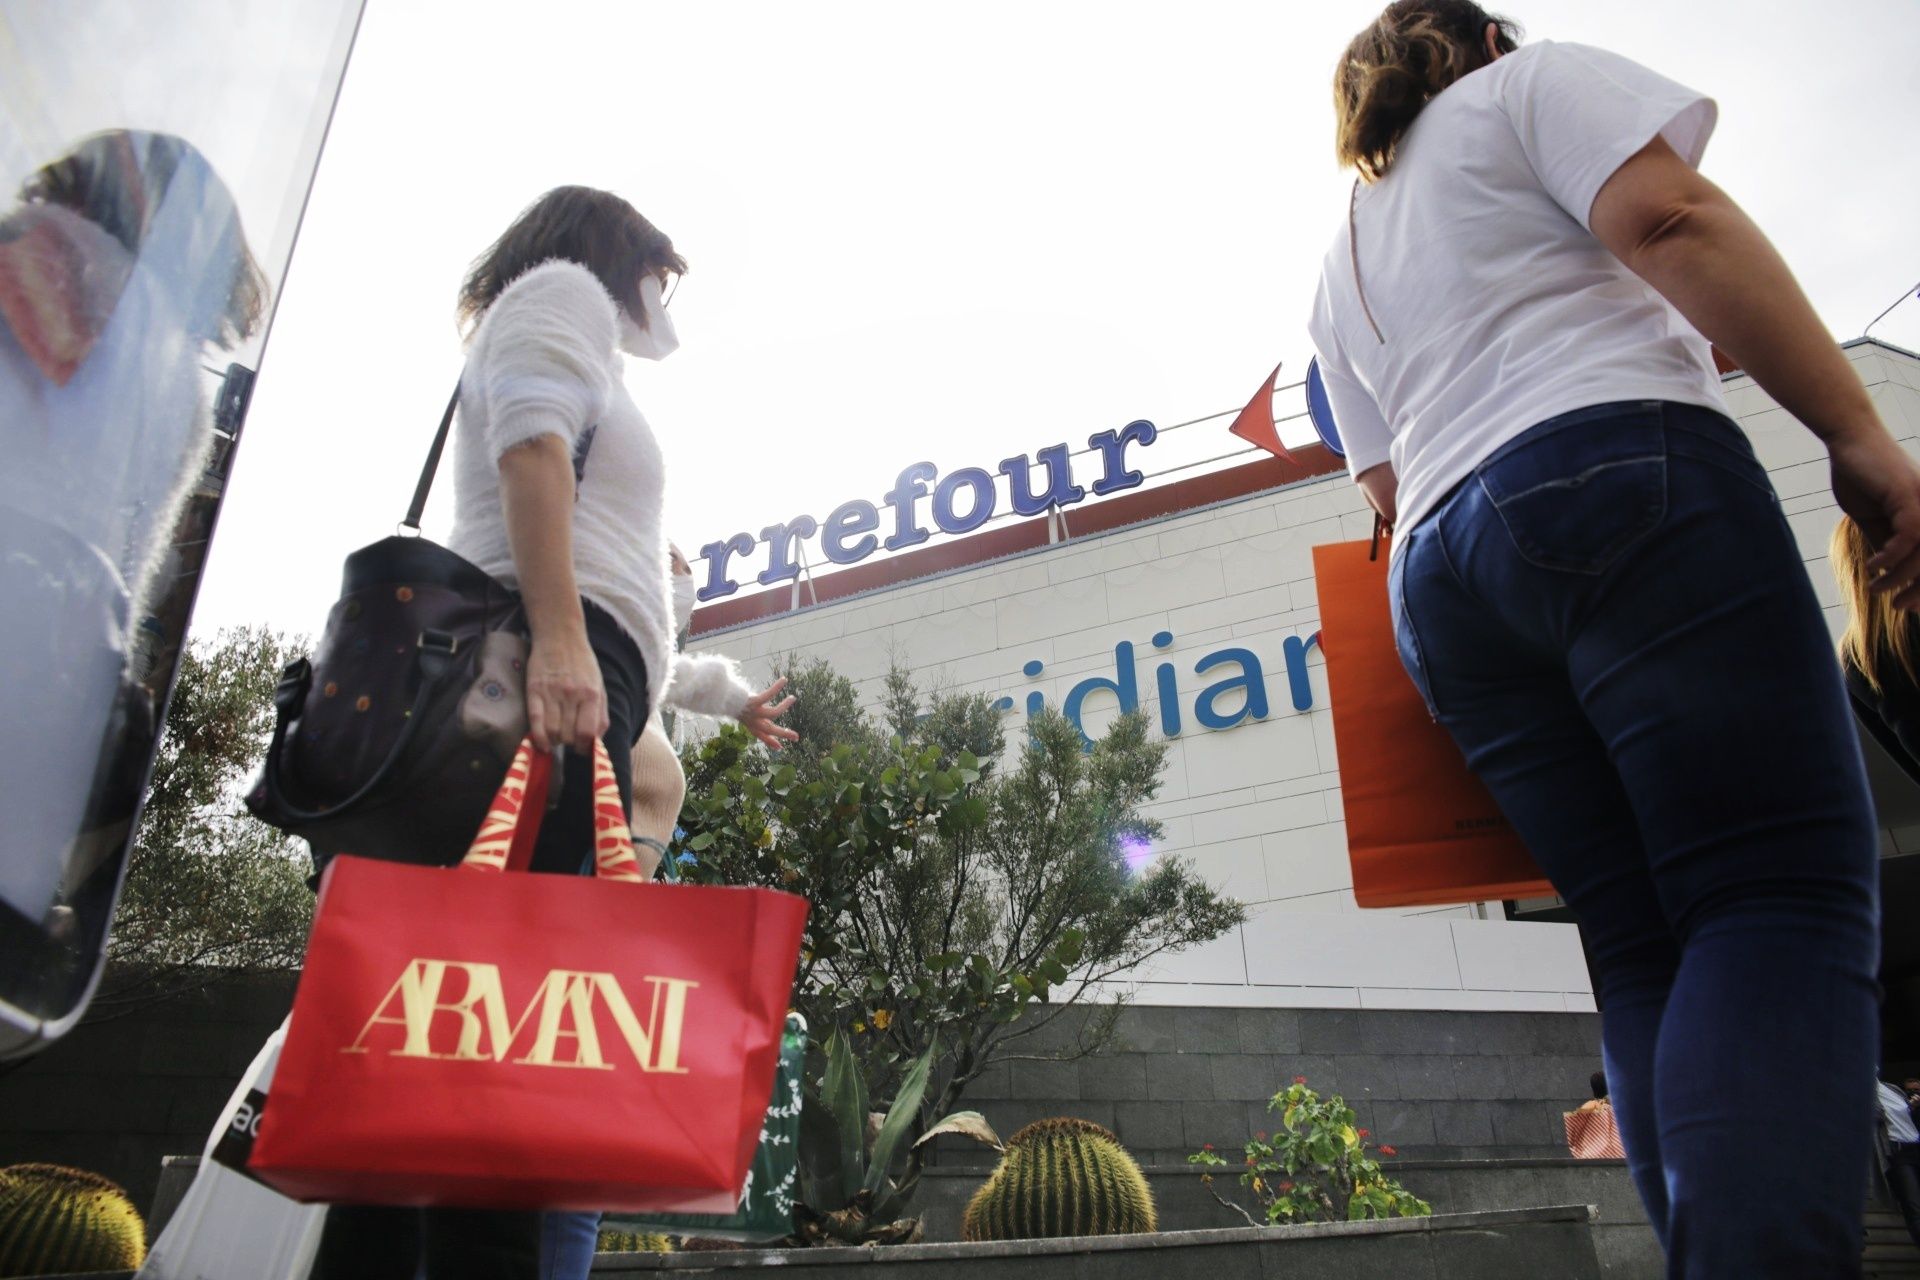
460, 738, 646, 882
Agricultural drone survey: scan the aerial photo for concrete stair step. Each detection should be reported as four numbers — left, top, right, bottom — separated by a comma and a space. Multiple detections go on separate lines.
589, 1205, 1605, 1277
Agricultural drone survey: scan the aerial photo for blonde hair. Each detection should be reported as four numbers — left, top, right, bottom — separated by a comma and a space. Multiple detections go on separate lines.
1334, 1, 1521, 182
1832, 516, 1920, 694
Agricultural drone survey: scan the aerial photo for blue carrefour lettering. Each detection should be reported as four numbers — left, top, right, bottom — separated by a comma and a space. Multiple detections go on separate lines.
695, 424, 1161, 600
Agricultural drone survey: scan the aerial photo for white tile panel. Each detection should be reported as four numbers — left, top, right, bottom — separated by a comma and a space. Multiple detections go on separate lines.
996, 574, 1110, 649
1241, 911, 1463, 990
1180, 714, 1321, 795
1131, 925, 1249, 985
1177, 836, 1271, 904
1191, 792, 1325, 846
1449, 920, 1592, 994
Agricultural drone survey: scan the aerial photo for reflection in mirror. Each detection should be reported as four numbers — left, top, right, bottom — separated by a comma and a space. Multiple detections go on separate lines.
0, 1, 363, 1058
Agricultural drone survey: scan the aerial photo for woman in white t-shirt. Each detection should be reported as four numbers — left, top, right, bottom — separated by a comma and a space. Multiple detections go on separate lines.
315, 186, 785, 1280
1308, 3, 1920, 1273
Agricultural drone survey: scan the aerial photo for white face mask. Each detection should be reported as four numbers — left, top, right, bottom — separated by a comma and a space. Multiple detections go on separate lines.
619, 272, 680, 360
671, 572, 697, 632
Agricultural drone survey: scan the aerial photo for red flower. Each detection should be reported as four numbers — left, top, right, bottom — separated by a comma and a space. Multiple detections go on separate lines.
1357, 1128, 1369, 1137
1255, 1131, 1268, 1141
1379, 1144, 1398, 1156
1293, 1075, 1307, 1085
1245, 1155, 1256, 1166
1202, 1143, 1214, 1151
1279, 1181, 1295, 1192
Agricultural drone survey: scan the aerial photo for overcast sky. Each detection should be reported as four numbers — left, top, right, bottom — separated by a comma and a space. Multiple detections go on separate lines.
190, 0, 1920, 637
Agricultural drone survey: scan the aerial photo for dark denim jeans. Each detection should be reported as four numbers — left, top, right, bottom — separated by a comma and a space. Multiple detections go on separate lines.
1390, 401, 1881, 1277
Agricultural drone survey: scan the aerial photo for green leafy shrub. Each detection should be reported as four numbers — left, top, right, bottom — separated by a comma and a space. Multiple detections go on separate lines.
963, 1118, 1157, 1241
677, 659, 1245, 1244
1190, 1078, 1431, 1225
0, 1164, 146, 1275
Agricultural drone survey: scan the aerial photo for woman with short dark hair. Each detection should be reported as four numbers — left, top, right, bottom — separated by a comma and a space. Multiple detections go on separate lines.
313, 184, 689, 1280
1309, 2, 1920, 1271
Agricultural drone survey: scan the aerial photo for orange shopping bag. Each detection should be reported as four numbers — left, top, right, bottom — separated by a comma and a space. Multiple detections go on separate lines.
1312, 537, 1554, 908
1564, 1104, 1626, 1159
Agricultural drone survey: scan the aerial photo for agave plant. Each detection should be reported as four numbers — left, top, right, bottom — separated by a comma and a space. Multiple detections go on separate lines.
794, 1028, 933, 1244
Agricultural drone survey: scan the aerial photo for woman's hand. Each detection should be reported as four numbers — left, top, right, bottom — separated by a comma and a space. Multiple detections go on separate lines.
526, 625, 609, 753
739, 677, 798, 750
1830, 430, 1920, 609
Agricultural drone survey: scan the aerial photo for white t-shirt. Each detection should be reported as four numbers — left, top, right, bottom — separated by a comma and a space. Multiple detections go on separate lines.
1881, 1081, 1919, 1147
1307, 40, 1724, 539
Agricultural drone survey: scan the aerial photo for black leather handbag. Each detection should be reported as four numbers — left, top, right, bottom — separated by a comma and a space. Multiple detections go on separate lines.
246, 386, 547, 873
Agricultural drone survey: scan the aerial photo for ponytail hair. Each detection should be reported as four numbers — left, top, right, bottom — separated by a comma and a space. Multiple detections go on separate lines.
1833, 516, 1920, 695
1334, 1, 1521, 182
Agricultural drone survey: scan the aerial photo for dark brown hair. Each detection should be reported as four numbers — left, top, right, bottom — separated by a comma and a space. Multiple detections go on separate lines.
17, 130, 267, 347
457, 185, 686, 334
1334, 1, 1521, 182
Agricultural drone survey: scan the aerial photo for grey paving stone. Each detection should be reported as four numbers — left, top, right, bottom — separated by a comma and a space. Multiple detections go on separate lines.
1079, 1053, 1149, 1101
1183, 1100, 1252, 1151
1430, 1101, 1497, 1148
1297, 1008, 1368, 1055
1451, 1054, 1510, 1101
1393, 1055, 1466, 1102
1271, 1053, 1338, 1094
1321, 1054, 1400, 1102
1112, 1006, 1177, 1054
1254, 1229, 1438, 1279
1113, 1100, 1188, 1151
1235, 1007, 1302, 1054
1371, 1099, 1437, 1148
1104, 1242, 1264, 1280
1011, 1056, 1083, 1101
1211, 1054, 1282, 1101
1148, 1052, 1217, 1102
1174, 1006, 1241, 1053
1430, 1217, 1602, 1279
1362, 1010, 1473, 1057
966, 1059, 1013, 1100
1487, 1099, 1562, 1149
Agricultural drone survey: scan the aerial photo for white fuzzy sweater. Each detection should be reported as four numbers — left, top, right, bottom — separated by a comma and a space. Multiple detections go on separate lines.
446, 259, 753, 720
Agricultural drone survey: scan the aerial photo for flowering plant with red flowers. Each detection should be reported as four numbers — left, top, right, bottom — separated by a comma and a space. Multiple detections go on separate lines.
1187, 1076, 1430, 1226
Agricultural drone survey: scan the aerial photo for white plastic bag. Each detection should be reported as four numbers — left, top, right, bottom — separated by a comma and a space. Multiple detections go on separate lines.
136, 1018, 323, 1280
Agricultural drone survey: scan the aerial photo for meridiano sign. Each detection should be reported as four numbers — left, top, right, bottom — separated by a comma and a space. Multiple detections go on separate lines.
998, 628, 1323, 745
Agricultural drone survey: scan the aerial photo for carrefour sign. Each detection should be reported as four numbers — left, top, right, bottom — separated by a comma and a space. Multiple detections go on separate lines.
998, 628, 1322, 743
697, 421, 1160, 601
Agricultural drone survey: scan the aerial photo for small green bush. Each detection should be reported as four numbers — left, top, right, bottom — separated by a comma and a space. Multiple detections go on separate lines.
1190, 1077, 1431, 1225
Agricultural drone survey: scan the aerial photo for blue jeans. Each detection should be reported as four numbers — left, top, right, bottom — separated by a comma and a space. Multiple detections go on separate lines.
1390, 401, 1880, 1277
538, 1211, 599, 1280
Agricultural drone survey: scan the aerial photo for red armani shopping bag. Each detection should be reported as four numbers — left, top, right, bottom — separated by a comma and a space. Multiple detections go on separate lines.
250, 739, 808, 1212
1313, 537, 1554, 908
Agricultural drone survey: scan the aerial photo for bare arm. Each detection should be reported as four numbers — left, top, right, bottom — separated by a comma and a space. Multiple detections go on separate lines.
1590, 136, 1920, 602
499, 435, 607, 752
1356, 462, 1398, 531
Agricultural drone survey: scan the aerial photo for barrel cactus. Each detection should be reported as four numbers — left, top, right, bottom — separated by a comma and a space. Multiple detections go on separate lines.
962, 1117, 1157, 1241
0, 1164, 146, 1275
596, 1228, 675, 1252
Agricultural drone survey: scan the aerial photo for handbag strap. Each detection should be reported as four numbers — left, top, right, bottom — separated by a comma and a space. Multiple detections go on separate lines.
461, 737, 646, 881
402, 383, 462, 532
402, 379, 599, 531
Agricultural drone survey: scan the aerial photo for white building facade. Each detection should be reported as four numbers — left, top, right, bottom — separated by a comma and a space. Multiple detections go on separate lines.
684, 339, 1920, 1017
